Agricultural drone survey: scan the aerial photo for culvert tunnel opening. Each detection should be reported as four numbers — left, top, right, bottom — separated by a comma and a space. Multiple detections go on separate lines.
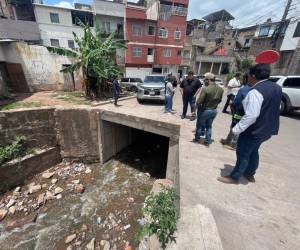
115, 128, 169, 179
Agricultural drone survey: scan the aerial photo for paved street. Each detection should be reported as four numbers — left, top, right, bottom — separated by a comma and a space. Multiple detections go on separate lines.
101, 90, 300, 250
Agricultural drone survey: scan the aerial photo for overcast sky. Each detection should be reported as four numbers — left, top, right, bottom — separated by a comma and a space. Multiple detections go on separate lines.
45, 0, 297, 28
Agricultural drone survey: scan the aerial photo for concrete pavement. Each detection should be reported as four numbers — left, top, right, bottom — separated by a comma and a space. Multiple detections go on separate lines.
99, 91, 300, 250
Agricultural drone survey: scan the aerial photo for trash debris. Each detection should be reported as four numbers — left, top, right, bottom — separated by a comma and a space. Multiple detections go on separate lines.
96, 217, 102, 225
124, 224, 131, 230
85, 167, 92, 174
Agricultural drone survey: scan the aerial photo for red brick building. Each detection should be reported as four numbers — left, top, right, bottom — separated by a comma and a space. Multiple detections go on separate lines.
125, 0, 189, 79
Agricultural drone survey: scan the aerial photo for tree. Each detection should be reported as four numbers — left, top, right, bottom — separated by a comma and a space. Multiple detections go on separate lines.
236, 57, 253, 73
47, 20, 126, 98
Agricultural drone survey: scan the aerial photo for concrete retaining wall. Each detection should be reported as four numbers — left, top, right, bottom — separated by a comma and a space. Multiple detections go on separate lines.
55, 107, 99, 163
0, 107, 57, 149
0, 147, 61, 194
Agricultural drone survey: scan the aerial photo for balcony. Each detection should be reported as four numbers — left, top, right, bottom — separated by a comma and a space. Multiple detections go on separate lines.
147, 55, 154, 63
196, 55, 235, 63
0, 19, 40, 41
192, 38, 206, 47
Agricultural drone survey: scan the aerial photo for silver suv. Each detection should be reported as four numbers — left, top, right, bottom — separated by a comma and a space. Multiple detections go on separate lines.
120, 77, 143, 92
270, 76, 300, 114
137, 75, 166, 103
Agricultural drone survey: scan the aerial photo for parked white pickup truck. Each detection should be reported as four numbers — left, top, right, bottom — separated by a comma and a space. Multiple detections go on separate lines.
270, 76, 300, 114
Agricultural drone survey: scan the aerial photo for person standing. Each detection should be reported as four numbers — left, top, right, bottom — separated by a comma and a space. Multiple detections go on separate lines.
164, 77, 176, 113
218, 64, 282, 184
222, 72, 241, 113
180, 71, 202, 120
220, 73, 251, 149
194, 73, 224, 146
112, 76, 121, 106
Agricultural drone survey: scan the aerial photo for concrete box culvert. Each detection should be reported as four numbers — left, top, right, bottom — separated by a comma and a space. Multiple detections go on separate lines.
97, 110, 180, 183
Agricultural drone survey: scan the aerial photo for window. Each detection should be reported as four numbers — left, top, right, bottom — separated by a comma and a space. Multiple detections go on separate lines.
174, 28, 181, 39
159, 27, 168, 38
50, 13, 59, 23
68, 40, 75, 49
147, 48, 154, 55
244, 38, 250, 47
163, 67, 169, 74
50, 39, 59, 47
293, 22, 300, 38
132, 24, 142, 36
177, 50, 182, 56
132, 47, 142, 57
121, 78, 129, 82
148, 25, 155, 36
183, 50, 190, 58
283, 78, 300, 88
102, 21, 111, 33
163, 48, 172, 57
258, 26, 270, 37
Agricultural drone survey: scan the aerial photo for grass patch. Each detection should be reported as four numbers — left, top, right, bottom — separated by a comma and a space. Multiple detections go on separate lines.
0, 136, 27, 165
52, 91, 93, 105
0, 101, 43, 111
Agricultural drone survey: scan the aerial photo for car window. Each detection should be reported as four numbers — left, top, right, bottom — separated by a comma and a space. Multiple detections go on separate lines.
283, 78, 300, 88
132, 78, 143, 83
144, 76, 165, 83
269, 77, 280, 83
121, 78, 129, 82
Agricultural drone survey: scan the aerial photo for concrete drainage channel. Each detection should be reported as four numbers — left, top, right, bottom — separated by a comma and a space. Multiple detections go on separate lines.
0, 107, 180, 249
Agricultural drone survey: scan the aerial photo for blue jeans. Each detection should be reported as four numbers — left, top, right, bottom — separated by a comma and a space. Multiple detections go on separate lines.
165, 95, 172, 112
195, 109, 217, 144
182, 95, 195, 117
230, 132, 267, 180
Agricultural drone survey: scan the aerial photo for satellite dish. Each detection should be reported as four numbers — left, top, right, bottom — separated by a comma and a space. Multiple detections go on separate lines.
255, 50, 280, 64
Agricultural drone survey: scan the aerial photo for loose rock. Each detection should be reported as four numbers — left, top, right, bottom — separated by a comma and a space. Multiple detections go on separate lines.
42, 172, 55, 179
6, 199, 16, 208
86, 238, 95, 250
127, 197, 134, 203
51, 178, 58, 184
14, 187, 21, 193
0, 208, 8, 221
74, 184, 85, 194
54, 187, 63, 195
124, 224, 131, 230
29, 185, 42, 194
56, 194, 62, 200
65, 234, 76, 244
8, 206, 16, 215
37, 194, 45, 206
72, 180, 80, 184
45, 191, 55, 201
85, 167, 92, 174
42, 184, 47, 189
81, 224, 88, 231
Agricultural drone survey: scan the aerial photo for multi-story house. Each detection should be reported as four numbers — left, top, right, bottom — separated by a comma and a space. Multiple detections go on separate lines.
93, 0, 125, 65
180, 10, 235, 77
0, 0, 40, 42
33, 2, 94, 49
125, 0, 189, 79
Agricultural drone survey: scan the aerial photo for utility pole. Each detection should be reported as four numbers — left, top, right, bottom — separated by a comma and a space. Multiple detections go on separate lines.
271, 0, 293, 48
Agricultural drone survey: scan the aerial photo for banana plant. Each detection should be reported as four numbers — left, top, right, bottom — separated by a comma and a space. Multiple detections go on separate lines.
47, 19, 126, 97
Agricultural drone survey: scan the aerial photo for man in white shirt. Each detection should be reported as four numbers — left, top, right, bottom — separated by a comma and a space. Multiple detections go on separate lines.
218, 64, 282, 184
222, 73, 241, 113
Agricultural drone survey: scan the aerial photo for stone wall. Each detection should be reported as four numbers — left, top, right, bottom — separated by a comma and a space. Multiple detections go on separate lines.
55, 107, 100, 163
0, 107, 57, 149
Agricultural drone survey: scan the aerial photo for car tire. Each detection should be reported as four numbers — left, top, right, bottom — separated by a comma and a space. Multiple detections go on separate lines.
280, 99, 287, 115
137, 98, 143, 104
130, 86, 138, 92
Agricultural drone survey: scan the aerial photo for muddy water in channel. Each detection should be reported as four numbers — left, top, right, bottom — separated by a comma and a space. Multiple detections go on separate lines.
0, 141, 169, 249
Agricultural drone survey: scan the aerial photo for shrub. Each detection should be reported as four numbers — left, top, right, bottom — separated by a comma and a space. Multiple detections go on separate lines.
0, 136, 26, 165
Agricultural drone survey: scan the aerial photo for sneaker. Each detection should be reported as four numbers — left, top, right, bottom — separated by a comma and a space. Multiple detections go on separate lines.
181, 115, 186, 119
192, 138, 200, 143
217, 176, 238, 184
220, 138, 227, 145
244, 175, 256, 183
190, 116, 196, 121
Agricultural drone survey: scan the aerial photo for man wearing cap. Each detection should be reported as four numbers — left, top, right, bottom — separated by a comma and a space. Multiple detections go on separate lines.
194, 72, 224, 146
218, 64, 282, 184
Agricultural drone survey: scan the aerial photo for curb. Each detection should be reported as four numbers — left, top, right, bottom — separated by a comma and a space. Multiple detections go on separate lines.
91, 95, 136, 107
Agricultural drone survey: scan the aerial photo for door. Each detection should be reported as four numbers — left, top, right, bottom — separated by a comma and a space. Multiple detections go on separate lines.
5, 63, 30, 93
282, 77, 300, 107
62, 64, 75, 91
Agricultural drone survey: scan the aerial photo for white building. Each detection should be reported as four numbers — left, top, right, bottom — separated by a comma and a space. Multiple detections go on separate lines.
33, 3, 95, 49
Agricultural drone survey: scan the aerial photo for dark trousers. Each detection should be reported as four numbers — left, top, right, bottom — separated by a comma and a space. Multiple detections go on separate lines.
182, 95, 195, 117
114, 91, 119, 105
230, 132, 267, 181
223, 94, 235, 113
195, 108, 218, 144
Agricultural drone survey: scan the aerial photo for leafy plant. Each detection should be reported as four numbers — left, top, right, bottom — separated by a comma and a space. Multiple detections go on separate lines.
236, 57, 253, 73
1, 101, 42, 110
0, 136, 26, 165
138, 186, 178, 249
47, 18, 126, 98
